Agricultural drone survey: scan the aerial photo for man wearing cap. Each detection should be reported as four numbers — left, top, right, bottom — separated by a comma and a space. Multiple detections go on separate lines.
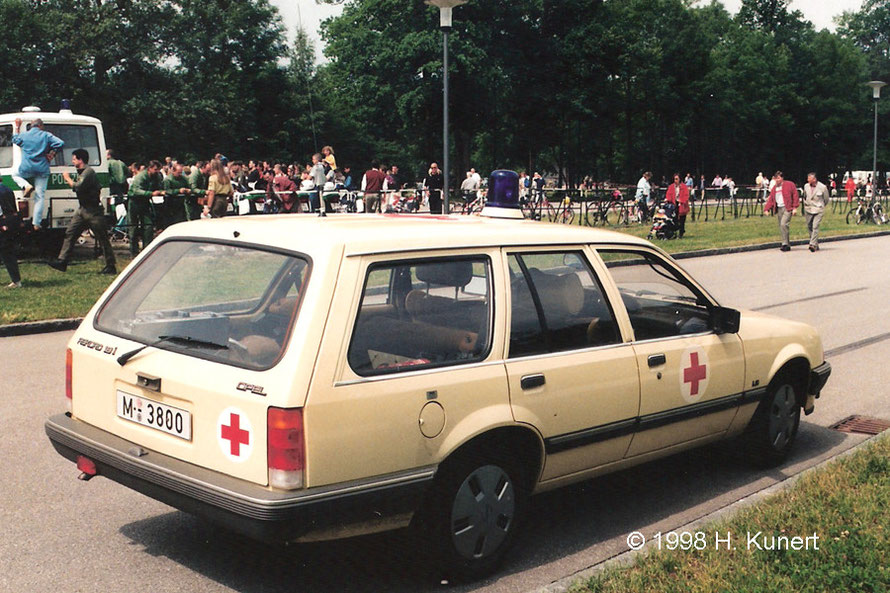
11, 117, 64, 231
48, 148, 116, 274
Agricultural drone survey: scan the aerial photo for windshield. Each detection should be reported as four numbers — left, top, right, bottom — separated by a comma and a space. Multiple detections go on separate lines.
95, 240, 309, 369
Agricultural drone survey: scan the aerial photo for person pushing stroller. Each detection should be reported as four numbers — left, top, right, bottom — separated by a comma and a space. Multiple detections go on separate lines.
664, 173, 690, 238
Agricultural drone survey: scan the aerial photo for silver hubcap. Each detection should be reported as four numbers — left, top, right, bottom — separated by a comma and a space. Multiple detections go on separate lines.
450, 464, 515, 560
768, 385, 797, 450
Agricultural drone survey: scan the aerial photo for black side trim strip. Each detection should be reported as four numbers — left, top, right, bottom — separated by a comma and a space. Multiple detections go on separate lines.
545, 418, 638, 454
543, 388, 770, 455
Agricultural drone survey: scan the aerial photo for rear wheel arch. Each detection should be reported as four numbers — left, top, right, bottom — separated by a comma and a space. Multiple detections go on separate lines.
435, 426, 545, 492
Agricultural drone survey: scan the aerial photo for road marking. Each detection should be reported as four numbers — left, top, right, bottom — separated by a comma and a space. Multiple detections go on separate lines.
752, 287, 867, 312
824, 331, 890, 358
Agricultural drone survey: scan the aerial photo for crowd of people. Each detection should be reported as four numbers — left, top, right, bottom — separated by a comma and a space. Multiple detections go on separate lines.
1, 128, 886, 291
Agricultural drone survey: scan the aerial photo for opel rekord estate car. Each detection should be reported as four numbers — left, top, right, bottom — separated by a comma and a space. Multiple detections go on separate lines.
46, 177, 830, 580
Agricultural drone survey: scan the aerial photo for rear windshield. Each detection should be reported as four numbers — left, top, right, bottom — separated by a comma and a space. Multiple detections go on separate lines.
95, 240, 309, 369
41, 124, 101, 166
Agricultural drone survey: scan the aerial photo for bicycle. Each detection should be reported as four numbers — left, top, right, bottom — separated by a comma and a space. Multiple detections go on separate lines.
459, 190, 486, 215
846, 197, 888, 225
586, 193, 627, 226
546, 192, 575, 225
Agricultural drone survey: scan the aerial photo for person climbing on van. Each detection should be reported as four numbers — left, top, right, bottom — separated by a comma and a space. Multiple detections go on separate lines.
11, 117, 64, 231
47, 148, 116, 275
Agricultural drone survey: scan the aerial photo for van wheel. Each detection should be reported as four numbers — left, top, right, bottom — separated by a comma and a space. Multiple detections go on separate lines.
418, 450, 526, 582
743, 375, 800, 467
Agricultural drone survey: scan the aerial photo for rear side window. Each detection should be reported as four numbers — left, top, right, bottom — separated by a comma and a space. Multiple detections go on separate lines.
508, 251, 620, 358
348, 257, 492, 375
96, 240, 309, 369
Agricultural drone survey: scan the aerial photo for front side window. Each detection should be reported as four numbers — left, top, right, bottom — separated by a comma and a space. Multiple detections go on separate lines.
599, 250, 711, 341
508, 251, 620, 358
42, 124, 101, 166
96, 240, 309, 369
348, 257, 492, 375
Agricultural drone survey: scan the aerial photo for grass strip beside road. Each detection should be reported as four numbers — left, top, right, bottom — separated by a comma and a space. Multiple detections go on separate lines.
570, 435, 890, 593
0, 207, 884, 325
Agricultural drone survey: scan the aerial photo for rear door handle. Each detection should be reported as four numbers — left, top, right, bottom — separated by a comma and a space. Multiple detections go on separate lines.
521, 374, 546, 390
648, 354, 666, 367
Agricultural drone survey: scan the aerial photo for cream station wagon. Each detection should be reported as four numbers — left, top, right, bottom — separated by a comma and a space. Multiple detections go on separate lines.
46, 171, 830, 580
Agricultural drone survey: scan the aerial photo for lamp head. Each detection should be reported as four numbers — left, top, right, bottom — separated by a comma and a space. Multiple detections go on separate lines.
867, 80, 887, 100
425, 0, 469, 29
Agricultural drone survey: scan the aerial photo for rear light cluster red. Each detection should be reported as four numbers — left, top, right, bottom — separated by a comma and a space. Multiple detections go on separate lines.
65, 348, 73, 411
267, 407, 304, 490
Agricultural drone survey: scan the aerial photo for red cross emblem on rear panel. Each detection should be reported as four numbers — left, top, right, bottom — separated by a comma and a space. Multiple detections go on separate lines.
679, 348, 710, 402
218, 407, 253, 462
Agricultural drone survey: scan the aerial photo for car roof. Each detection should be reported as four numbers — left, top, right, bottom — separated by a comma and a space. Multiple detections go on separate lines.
161, 214, 653, 257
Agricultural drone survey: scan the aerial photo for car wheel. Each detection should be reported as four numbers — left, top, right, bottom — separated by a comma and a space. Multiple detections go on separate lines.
418, 450, 527, 582
743, 374, 801, 467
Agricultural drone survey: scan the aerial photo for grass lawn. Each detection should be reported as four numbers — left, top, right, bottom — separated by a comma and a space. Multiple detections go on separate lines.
571, 434, 890, 593
0, 205, 886, 325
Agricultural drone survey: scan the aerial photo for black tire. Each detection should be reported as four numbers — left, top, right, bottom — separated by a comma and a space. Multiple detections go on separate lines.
742, 374, 801, 467
417, 449, 527, 582
846, 210, 856, 225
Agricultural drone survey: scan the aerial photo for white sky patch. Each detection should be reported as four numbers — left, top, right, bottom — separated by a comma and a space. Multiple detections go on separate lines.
270, 0, 868, 65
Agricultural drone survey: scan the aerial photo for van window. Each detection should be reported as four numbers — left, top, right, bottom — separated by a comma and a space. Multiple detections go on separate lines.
41, 124, 101, 166
0, 125, 12, 168
95, 240, 309, 370
348, 257, 492, 375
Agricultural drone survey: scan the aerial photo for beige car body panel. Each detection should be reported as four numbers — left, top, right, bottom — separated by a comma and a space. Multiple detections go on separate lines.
51, 214, 829, 543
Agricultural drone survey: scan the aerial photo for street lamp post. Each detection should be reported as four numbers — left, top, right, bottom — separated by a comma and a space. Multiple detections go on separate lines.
425, 0, 467, 214
867, 81, 886, 193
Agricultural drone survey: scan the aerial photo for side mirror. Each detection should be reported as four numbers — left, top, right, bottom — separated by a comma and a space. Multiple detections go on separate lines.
711, 306, 740, 334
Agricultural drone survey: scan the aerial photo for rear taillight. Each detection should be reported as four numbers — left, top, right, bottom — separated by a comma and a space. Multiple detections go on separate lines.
267, 407, 304, 490
65, 348, 73, 411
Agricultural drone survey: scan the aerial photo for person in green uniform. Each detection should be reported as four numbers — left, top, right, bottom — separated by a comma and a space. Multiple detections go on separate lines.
186, 160, 210, 221
106, 149, 129, 199
127, 160, 164, 256
163, 163, 192, 225
48, 149, 116, 274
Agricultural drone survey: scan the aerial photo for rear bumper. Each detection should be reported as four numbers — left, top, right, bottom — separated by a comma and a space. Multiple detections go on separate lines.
45, 413, 434, 543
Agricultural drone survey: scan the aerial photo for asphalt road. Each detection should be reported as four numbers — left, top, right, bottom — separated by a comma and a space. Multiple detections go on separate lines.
2, 235, 888, 593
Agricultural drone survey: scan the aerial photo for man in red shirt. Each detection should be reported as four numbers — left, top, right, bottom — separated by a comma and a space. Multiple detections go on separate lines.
361, 162, 386, 213
763, 171, 799, 252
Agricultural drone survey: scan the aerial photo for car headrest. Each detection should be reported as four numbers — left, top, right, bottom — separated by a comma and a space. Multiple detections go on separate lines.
416, 261, 473, 287
528, 269, 584, 317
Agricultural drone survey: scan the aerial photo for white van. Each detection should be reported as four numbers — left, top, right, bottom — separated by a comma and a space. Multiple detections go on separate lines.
0, 104, 110, 236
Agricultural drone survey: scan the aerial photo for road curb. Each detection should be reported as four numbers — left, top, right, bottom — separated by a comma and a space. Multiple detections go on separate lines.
0, 317, 83, 337
532, 433, 883, 593
3, 229, 889, 338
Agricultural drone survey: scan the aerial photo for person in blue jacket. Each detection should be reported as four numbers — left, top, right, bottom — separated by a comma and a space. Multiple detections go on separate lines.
12, 117, 64, 231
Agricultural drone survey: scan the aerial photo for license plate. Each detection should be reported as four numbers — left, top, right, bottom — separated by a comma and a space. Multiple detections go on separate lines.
116, 390, 192, 441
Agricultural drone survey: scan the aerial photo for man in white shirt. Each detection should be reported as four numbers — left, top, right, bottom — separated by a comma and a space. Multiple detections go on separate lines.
802, 172, 830, 252
635, 171, 652, 218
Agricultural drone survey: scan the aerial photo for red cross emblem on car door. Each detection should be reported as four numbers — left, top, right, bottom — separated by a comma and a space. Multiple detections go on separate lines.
679, 348, 709, 403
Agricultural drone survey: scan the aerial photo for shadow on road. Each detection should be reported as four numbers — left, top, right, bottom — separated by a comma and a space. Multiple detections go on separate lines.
118, 422, 857, 593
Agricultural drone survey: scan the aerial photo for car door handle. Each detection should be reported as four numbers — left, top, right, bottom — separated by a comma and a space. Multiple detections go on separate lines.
521, 374, 546, 390
648, 354, 666, 367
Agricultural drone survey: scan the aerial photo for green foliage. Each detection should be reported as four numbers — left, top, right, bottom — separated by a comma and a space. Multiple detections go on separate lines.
0, 0, 886, 183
